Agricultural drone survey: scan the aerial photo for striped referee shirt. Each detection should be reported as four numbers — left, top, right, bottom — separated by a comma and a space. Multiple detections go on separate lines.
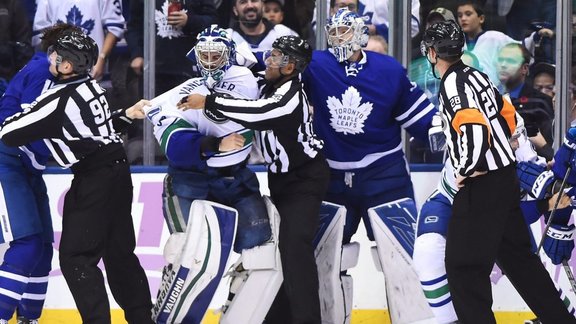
438, 61, 517, 177
0, 75, 122, 168
205, 76, 323, 173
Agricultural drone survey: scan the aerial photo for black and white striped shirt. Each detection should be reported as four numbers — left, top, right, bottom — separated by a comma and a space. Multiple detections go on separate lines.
0, 75, 122, 168
205, 76, 323, 173
438, 61, 517, 177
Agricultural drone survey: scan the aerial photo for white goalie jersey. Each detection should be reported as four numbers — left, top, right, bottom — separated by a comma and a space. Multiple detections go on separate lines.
146, 65, 259, 168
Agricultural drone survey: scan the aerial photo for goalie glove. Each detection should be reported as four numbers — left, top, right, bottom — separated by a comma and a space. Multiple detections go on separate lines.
543, 223, 575, 265
428, 113, 445, 153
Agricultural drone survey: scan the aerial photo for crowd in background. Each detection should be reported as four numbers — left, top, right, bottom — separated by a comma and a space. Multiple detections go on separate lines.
0, 0, 574, 165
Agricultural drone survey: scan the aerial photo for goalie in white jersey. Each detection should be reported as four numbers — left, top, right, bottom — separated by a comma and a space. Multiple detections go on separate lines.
134, 25, 271, 323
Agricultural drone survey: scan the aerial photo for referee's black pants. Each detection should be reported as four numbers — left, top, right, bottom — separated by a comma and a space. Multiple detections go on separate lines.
446, 164, 576, 324
265, 155, 330, 324
59, 144, 153, 324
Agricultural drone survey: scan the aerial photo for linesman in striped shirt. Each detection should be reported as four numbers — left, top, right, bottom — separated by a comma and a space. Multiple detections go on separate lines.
179, 35, 329, 324
0, 30, 154, 323
421, 20, 576, 324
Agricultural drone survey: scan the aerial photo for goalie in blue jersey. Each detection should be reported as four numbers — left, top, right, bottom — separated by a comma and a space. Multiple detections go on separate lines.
301, 8, 440, 323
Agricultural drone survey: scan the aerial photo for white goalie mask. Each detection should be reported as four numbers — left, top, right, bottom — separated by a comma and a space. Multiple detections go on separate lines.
188, 25, 235, 89
325, 8, 369, 63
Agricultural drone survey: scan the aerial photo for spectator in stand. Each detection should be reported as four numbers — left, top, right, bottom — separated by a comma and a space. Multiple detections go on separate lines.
126, 0, 217, 95
497, 43, 555, 161
456, 0, 553, 89
227, 0, 297, 53
357, 0, 420, 41
263, 0, 285, 25
32, 0, 126, 81
531, 62, 555, 98
0, 0, 34, 96
365, 35, 387, 54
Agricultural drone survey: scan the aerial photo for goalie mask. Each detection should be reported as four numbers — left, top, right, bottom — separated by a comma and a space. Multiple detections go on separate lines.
325, 8, 368, 63
189, 25, 236, 89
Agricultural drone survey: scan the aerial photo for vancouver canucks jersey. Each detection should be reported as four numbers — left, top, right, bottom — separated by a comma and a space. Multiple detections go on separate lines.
147, 65, 258, 169
302, 50, 436, 170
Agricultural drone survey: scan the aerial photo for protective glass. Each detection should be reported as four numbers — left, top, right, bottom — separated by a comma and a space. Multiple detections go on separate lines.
263, 49, 289, 68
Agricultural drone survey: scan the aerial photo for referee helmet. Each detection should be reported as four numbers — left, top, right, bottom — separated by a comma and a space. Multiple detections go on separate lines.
421, 20, 465, 59
272, 35, 312, 72
52, 30, 98, 74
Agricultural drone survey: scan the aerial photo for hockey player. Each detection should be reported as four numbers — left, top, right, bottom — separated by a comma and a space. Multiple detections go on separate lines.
179, 35, 330, 324
131, 25, 272, 323
300, 8, 438, 323
0, 30, 154, 324
0, 23, 80, 324
420, 19, 575, 324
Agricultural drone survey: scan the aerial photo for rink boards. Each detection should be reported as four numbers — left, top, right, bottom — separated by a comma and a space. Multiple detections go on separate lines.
11, 165, 573, 323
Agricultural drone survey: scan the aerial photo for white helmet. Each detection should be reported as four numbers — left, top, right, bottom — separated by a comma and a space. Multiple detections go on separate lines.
325, 8, 369, 62
188, 25, 235, 89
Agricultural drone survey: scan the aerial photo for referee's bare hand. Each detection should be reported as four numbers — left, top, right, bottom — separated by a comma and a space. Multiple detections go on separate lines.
177, 94, 206, 111
125, 99, 151, 119
456, 171, 487, 188
219, 133, 246, 152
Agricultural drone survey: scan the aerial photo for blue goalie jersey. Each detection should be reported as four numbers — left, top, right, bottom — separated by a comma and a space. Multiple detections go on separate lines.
302, 50, 436, 170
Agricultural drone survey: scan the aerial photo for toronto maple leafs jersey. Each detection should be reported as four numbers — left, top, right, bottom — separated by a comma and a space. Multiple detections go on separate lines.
0, 52, 53, 172
145, 65, 259, 170
32, 0, 125, 50
227, 21, 297, 53
302, 50, 436, 170
359, 0, 420, 39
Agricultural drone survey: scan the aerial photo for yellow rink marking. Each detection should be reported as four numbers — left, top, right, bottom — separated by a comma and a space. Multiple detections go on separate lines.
9, 309, 536, 323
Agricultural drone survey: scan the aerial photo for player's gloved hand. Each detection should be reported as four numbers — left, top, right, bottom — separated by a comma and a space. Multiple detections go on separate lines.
543, 223, 575, 265
428, 114, 445, 153
552, 126, 576, 186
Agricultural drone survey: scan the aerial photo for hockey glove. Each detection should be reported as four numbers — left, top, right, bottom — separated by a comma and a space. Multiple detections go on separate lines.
428, 113, 446, 153
552, 126, 576, 186
543, 223, 575, 265
516, 162, 548, 198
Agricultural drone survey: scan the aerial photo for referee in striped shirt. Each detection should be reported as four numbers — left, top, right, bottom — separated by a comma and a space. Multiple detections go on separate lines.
422, 21, 576, 324
179, 35, 329, 324
0, 30, 154, 323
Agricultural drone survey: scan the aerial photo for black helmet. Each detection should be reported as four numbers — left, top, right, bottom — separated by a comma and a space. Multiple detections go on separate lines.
421, 20, 465, 59
272, 35, 312, 72
53, 30, 98, 74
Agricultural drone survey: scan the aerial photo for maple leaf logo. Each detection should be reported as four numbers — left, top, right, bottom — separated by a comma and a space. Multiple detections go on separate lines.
155, 1, 187, 39
58, 6, 95, 36
326, 86, 373, 135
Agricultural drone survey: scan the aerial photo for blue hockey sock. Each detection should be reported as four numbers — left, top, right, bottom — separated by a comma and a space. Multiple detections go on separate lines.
17, 243, 53, 319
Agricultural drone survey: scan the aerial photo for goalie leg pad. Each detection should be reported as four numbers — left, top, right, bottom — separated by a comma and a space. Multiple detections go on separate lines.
368, 198, 435, 323
413, 233, 458, 324
152, 200, 237, 324
315, 201, 352, 324
220, 196, 283, 324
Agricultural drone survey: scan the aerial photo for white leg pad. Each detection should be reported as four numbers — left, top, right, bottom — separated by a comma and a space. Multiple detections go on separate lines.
368, 198, 436, 324
220, 196, 283, 324
153, 200, 238, 324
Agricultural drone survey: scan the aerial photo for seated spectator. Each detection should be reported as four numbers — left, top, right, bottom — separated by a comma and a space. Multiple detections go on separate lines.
497, 42, 555, 160
531, 62, 555, 98
264, 0, 285, 25
457, 1, 553, 89
365, 34, 387, 54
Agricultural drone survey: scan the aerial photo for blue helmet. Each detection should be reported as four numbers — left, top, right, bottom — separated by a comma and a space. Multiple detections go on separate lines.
188, 25, 236, 88
325, 8, 368, 62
